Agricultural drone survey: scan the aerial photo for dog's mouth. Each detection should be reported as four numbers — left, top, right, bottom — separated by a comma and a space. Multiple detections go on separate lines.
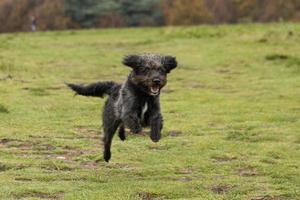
150, 86, 160, 96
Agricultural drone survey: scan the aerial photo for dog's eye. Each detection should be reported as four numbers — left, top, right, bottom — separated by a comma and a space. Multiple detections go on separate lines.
158, 68, 165, 74
142, 67, 150, 73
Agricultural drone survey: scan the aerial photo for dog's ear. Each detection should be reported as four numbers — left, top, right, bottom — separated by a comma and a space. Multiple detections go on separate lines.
123, 55, 141, 69
163, 56, 177, 73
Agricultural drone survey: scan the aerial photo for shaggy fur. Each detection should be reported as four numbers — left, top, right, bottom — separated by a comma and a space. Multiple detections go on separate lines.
67, 54, 177, 162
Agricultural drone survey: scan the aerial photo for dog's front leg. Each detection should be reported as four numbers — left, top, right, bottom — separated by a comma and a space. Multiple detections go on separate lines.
150, 113, 163, 142
122, 113, 142, 134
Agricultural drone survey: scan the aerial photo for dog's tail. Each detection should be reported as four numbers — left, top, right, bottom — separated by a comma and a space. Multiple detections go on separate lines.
66, 81, 118, 98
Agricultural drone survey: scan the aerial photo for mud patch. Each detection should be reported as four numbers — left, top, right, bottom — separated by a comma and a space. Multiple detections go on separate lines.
251, 195, 286, 200
0, 138, 36, 150
174, 176, 193, 182
34, 144, 56, 151
226, 128, 278, 142
175, 166, 195, 175
162, 88, 175, 94
57, 149, 84, 160
0, 75, 12, 81
81, 161, 101, 169
40, 161, 75, 171
0, 138, 18, 144
15, 177, 33, 182
0, 104, 9, 113
137, 192, 165, 200
190, 83, 206, 89
105, 163, 136, 171
15, 191, 64, 200
216, 68, 231, 74
147, 144, 170, 151
260, 158, 277, 164
74, 126, 100, 139
210, 184, 235, 194
0, 163, 12, 172
211, 155, 237, 163
46, 86, 64, 91
4, 140, 37, 150
23, 87, 51, 96
168, 130, 182, 137
265, 54, 289, 61
265, 54, 300, 69
237, 166, 260, 177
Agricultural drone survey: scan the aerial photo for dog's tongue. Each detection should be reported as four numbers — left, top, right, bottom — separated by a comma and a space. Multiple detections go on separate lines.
151, 86, 159, 94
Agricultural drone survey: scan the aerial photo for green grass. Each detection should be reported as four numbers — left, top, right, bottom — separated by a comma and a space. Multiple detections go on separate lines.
0, 23, 299, 200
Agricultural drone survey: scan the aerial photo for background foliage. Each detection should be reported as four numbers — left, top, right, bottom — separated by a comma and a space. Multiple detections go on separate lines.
0, 0, 299, 32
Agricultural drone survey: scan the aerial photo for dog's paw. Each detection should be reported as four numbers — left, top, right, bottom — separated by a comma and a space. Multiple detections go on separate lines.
119, 134, 126, 141
103, 150, 111, 162
118, 128, 126, 141
150, 134, 161, 143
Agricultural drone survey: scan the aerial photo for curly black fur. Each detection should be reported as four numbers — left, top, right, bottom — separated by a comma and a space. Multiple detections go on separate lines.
67, 54, 177, 162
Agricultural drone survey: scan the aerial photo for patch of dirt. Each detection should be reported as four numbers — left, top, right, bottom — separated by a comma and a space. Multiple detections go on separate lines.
190, 83, 206, 89
74, 126, 100, 139
105, 163, 139, 172
28, 135, 50, 139
258, 38, 268, 43
251, 195, 286, 200
40, 162, 74, 171
10, 141, 41, 150
34, 144, 56, 151
175, 167, 195, 175
265, 54, 289, 61
137, 192, 165, 200
15, 177, 32, 181
81, 161, 101, 169
260, 159, 277, 164
162, 88, 175, 93
0, 163, 28, 171
23, 87, 51, 96
0, 139, 37, 150
59, 149, 85, 160
167, 110, 176, 114
46, 86, 64, 90
0, 163, 11, 172
216, 69, 231, 74
210, 184, 235, 194
147, 144, 170, 150
0, 138, 18, 144
175, 176, 193, 182
211, 155, 237, 163
168, 130, 182, 137
237, 166, 260, 177
0, 104, 9, 113
0, 75, 12, 81
15, 191, 64, 200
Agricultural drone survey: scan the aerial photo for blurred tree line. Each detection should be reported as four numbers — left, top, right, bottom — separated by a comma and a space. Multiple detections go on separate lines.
0, 0, 299, 33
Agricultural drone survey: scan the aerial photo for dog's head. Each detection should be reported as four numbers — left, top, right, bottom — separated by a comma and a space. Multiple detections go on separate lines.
123, 54, 177, 96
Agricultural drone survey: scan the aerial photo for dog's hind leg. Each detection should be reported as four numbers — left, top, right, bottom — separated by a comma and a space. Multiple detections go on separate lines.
118, 124, 126, 141
103, 120, 119, 162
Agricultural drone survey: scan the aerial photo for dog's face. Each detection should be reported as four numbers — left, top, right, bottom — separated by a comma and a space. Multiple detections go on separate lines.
123, 54, 177, 96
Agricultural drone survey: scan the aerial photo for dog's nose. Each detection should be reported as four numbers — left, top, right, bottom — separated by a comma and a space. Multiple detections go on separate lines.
152, 78, 161, 85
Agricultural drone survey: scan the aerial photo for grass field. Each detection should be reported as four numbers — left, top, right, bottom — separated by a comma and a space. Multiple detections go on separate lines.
0, 23, 299, 200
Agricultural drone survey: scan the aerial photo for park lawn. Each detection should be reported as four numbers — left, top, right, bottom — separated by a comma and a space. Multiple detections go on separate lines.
0, 23, 299, 200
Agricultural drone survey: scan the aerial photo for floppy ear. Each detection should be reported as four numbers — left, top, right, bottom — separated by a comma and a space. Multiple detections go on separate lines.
123, 55, 141, 69
163, 56, 177, 73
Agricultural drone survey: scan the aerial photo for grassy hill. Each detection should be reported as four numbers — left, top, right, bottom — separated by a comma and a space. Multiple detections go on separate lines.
0, 24, 299, 200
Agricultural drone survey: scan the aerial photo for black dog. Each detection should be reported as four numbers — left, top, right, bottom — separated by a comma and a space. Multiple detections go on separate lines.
67, 54, 177, 162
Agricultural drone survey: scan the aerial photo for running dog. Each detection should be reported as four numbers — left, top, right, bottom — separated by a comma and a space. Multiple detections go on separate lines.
67, 54, 177, 162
